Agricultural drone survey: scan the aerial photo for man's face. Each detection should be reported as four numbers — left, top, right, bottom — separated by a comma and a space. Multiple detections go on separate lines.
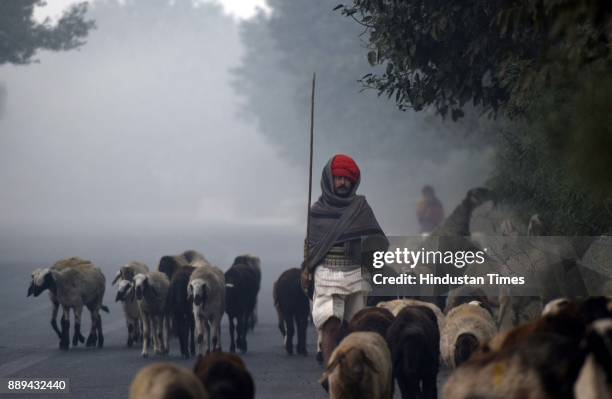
333, 175, 353, 197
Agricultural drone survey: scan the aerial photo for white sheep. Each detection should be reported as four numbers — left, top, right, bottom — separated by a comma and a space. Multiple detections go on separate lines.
188, 265, 225, 354
29, 258, 108, 350
441, 301, 497, 368
134, 272, 170, 357
27, 257, 91, 340
115, 279, 142, 347
320, 331, 393, 399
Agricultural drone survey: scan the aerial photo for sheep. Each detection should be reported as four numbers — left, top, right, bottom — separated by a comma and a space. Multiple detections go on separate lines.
232, 255, 262, 331
272, 268, 310, 355
111, 261, 149, 285
188, 264, 225, 354
377, 298, 445, 332
386, 305, 439, 399
158, 250, 209, 281
444, 285, 494, 315
167, 265, 197, 358
574, 318, 612, 399
28, 258, 108, 350
445, 297, 612, 399
320, 331, 393, 399
27, 257, 90, 340
112, 261, 149, 347
224, 257, 259, 353
346, 307, 394, 339
193, 352, 255, 399
134, 272, 170, 357
129, 362, 208, 399
115, 279, 141, 348
441, 301, 497, 368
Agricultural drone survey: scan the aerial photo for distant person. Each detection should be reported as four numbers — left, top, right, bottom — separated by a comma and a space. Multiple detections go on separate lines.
417, 185, 444, 234
300, 154, 388, 366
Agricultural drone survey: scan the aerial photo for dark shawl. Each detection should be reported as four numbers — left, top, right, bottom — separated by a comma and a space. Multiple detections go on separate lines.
302, 157, 388, 272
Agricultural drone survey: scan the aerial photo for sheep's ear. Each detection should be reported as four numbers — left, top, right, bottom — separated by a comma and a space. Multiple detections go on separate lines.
111, 271, 121, 285
324, 353, 343, 373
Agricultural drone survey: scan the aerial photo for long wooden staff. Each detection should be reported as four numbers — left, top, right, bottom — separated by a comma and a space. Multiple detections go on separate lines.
306, 73, 316, 259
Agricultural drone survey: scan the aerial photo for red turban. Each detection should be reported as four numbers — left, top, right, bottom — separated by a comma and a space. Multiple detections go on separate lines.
331, 154, 360, 183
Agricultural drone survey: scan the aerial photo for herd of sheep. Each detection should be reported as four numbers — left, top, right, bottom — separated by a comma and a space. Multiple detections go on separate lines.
27, 251, 262, 359
27, 250, 612, 399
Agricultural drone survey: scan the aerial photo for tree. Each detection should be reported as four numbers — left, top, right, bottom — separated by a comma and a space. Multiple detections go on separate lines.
0, 1, 94, 65
337, 0, 612, 119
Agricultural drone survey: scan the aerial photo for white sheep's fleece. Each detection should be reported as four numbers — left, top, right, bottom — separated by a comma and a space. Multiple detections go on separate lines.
441, 302, 497, 368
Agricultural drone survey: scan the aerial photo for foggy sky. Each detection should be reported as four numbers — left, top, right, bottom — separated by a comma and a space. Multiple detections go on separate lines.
0, 0, 492, 268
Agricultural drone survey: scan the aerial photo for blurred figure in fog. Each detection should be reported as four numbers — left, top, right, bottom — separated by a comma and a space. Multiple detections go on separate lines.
417, 185, 444, 234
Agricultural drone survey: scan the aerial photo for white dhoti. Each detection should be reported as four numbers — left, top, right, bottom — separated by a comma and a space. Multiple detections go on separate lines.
311, 265, 371, 329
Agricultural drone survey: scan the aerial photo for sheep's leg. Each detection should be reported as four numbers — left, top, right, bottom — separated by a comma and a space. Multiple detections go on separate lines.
176, 312, 188, 358
127, 318, 135, 348
59, 306, 70, 350
228, 316, 236, 353
296, 313, 308, 356
195, 310, 206, 355
189, 312, 196, 356
51, 299, 61, 339
237, 313, 248, 353
152, 316, 161, 354
162, 315, 169, 355
203, 319, 211, 354
141, 315, 150, 357
95, 310, 104, 348
211, 316, 221, 352
72, 305, 85, 347
86, 309, 98, 347
285, 312, 295, 355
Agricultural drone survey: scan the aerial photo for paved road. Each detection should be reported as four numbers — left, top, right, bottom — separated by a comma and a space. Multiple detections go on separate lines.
0, 262, 450, 398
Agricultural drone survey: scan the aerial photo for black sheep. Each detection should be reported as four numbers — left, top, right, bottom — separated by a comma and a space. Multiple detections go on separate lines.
167, 265, 196, 358
386, 305, 440, 399
273, 268, 310, 355
225, 257, 260, 353
232, 255, 262, 331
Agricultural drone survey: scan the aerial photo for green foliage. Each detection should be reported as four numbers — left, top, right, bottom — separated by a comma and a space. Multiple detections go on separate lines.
338, 0, 612, 119
0, 0, 94, 65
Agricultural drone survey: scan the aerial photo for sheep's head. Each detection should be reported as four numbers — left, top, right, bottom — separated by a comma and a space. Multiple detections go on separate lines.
542, 298, 570, 316
28, 268, 55, 297
133, 273, 150, 300
116, 279, 135, 302
188, 279, 207, 307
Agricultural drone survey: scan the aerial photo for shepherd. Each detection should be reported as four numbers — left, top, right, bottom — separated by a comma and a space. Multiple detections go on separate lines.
301, 154, 388, 365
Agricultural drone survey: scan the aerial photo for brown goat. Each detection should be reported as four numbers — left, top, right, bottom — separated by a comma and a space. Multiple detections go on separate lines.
320, 331, 393, 399
193, 352, 254, 399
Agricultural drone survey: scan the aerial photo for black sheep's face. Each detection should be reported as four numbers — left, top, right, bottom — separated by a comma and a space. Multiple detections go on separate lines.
29, 268, 53, 297
116, 280, 134, 302
133, 274, 147, 300
190, 280, 207, 307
